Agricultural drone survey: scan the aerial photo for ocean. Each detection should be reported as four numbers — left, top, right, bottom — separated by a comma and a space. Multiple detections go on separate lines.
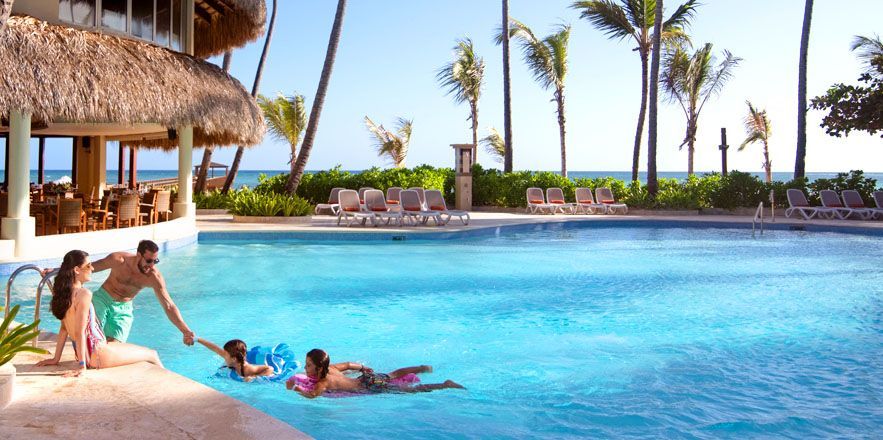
9, 170, 883, 189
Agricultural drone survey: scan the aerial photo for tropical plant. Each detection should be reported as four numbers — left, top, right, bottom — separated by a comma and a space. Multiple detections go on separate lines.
223, 0, 278, 193
194, 189, 236, 209
287, 0, 348, 194
794, 0, 813, 180
364, 117, 412, 168
258, 92, 308, 176
811, 35, 883, 138
571, 0, 699, 182
228, 191, 312, 217
501, 0, 514, 173
481, 128, 506, 164
662, 42, 741, 175
195, 51, 233, 194
1, 305, 48, 367
500, 20, 571, 177
739, 101, 773, 183
646, 0, 665, 195
437, 38, 485, 163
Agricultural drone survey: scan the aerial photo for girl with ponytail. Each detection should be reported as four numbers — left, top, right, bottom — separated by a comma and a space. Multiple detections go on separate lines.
36, 250, 164, 376
195, 337, 274, 381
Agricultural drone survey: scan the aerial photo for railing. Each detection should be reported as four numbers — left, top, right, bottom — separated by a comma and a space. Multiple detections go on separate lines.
753, 201, 764, 237
4, 265, 56, 347
769, 190, 776, 223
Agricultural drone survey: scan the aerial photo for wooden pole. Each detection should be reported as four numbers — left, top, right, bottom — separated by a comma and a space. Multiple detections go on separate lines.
3, 133, 8, 189
38, 137, 45, 184
129, 147, 137, 189
719, 127, 729, 177
71, 137, 78, 185
118, 144, 125, 185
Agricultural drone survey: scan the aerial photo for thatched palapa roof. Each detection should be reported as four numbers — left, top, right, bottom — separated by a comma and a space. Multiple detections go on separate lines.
0, 16, 265, 150
194, 0, 267, 58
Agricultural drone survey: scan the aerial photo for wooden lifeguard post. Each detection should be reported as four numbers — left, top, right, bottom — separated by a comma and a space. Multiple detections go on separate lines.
451, 144, 474, 211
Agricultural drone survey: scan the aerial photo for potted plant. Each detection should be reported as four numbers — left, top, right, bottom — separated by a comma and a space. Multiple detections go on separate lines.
1, 305, 48, 410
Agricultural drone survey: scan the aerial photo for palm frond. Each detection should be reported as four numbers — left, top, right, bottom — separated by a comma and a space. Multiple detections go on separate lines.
436, 37, 485, 105
508, 18, 566, 90
697, 48, 741, 113
481, 127, 506, 163
661, 0, 699, 32
570, 0, 636, 42
850, 34, 883, 70
257, 93, 307, 148
739, 100, 771, 151
365, 116, 411, 168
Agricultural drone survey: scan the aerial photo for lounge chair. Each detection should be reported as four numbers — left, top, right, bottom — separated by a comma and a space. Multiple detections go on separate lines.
425, 190, 470, 225
785, 189, 835, 220
407, 187, 427, 210
594, 187, 628, 214
574, 187, 606, 214
839, 190, 875, 220
364, 189, 404, 226
526, 187, 556, 214
872, 191, 883, 220
400, 189, 442, 226
819, 189, 856, 219
315, 187, 344, 215
545, 188, 575, 214
337, 189, 376, 226
357, 187, 374, 204
386, 187, 403, 210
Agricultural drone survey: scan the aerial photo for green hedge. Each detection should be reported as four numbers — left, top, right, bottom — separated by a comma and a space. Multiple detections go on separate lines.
194, 190, 235, 209
228, 191, 312, 217
232, 167, 879, 211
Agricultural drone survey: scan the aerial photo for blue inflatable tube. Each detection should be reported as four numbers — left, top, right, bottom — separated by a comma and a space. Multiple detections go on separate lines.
218, 343, 300, 382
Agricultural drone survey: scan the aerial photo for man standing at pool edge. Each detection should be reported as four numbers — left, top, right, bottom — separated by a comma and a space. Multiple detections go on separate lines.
88, 240, 195, 346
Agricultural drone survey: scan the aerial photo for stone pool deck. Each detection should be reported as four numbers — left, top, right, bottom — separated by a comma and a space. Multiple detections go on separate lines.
3, 210, 881, 439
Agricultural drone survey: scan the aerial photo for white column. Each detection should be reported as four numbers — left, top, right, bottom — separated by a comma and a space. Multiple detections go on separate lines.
1, 110, 35, 257
173, 125, 195, 219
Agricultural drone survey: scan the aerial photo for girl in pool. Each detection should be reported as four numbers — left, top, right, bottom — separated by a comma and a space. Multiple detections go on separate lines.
287, 348, 464, 398
196, 337, 274, 381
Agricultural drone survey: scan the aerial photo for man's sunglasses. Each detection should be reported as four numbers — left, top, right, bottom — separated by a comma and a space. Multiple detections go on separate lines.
141, 255, 160, 264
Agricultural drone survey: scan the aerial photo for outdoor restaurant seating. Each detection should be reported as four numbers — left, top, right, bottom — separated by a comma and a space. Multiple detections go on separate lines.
58, 198, 87, 233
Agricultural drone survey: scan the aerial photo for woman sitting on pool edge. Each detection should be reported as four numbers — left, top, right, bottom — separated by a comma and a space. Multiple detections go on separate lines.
195, 337, 274, 381
287, 348, 464, 398
36, 250, 163, 376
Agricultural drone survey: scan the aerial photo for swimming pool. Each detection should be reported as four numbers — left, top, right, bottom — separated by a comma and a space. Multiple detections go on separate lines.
22, 223, 883, 438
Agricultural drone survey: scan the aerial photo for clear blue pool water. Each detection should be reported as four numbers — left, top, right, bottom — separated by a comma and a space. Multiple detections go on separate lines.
14, 224, 883, 439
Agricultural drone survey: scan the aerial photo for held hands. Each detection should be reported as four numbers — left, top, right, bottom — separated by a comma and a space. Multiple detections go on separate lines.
183, 331, 196, 346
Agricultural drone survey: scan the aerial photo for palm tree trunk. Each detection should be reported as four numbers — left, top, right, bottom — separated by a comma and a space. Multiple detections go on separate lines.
0, 0, 14, 32
686, 119, 697, 176
196, 51, 233, 194
470, 100, 479, 166
222, 0, 277, 194
763, 141, 772, 183
556, 88, 567, 178
632, 50, 649, 182
285, 0, 347, 194
646, 0, 663, 195
794, 0, 813, 180
502, 0, 514, 173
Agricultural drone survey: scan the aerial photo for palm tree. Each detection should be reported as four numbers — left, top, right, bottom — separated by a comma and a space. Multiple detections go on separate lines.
222, 0, 278, 193
0, 0, 14, 32
195, 51, 233, 193
481, 127, 506, 164
571, 0, 698, 182
437, 38, 485, 164
661, 42, 740, 175
739, 101, 773, 183
286, 0, 347, 194
647, 0, 663, 195
794, 0, 813, 180
364, 117, 412, 168
258, 93, 308, 176
502, 0, 514, 172
851, 34, 883, 74
501, 20, 571, 177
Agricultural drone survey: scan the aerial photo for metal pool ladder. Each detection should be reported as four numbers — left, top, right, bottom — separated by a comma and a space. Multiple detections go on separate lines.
4, 264, 58, 347
753, 201, 764, 237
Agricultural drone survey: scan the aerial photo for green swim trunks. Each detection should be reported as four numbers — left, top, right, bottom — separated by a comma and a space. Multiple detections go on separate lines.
92, 287, 134, 343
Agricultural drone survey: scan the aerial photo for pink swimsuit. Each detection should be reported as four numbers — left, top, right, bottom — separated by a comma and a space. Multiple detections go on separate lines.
72, 304, 107, 368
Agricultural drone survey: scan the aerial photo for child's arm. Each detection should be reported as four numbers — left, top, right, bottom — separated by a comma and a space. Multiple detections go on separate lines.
196, 337, 233, 364
330, 361, 368, 373
295, 380, 326, 399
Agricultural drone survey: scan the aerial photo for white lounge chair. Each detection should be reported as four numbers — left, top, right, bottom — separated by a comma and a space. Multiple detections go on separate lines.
400, 189, 442, 226
364, 189, 404, 226
839, 190, 875, 220
526, 187, 556, 214
425, 190, 470, 225
545, 187, 575, 214
407, 187, 427, 210
386, 187, 403, 211
819, 189, 856, 219
357, 187, 374, 204
574, 187, 606, 214
314, 187, 344, 215
595, 187, 628, 214
872, 191, 883, 220
337, 189, 376, 227
785, 189, 834, 220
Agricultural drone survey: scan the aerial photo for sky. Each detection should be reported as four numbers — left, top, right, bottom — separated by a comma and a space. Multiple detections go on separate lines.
29, 0, 883, 173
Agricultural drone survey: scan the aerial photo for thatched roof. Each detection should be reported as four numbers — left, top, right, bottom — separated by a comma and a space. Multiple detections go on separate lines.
194, 0, 267, 58
0, 16, 265, 150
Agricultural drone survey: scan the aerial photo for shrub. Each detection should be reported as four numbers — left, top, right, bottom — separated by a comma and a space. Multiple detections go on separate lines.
194, 190, 234, 209
807, 170, 878, 205
228, 191, 312, 217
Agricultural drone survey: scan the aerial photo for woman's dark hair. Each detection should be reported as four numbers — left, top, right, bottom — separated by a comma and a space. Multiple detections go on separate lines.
224, 339, 248, 376
307, 348, 330, 380
50, 250, 89, 320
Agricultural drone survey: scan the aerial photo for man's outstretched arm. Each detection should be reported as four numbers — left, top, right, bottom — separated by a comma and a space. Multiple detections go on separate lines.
150, 271, 195, 346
